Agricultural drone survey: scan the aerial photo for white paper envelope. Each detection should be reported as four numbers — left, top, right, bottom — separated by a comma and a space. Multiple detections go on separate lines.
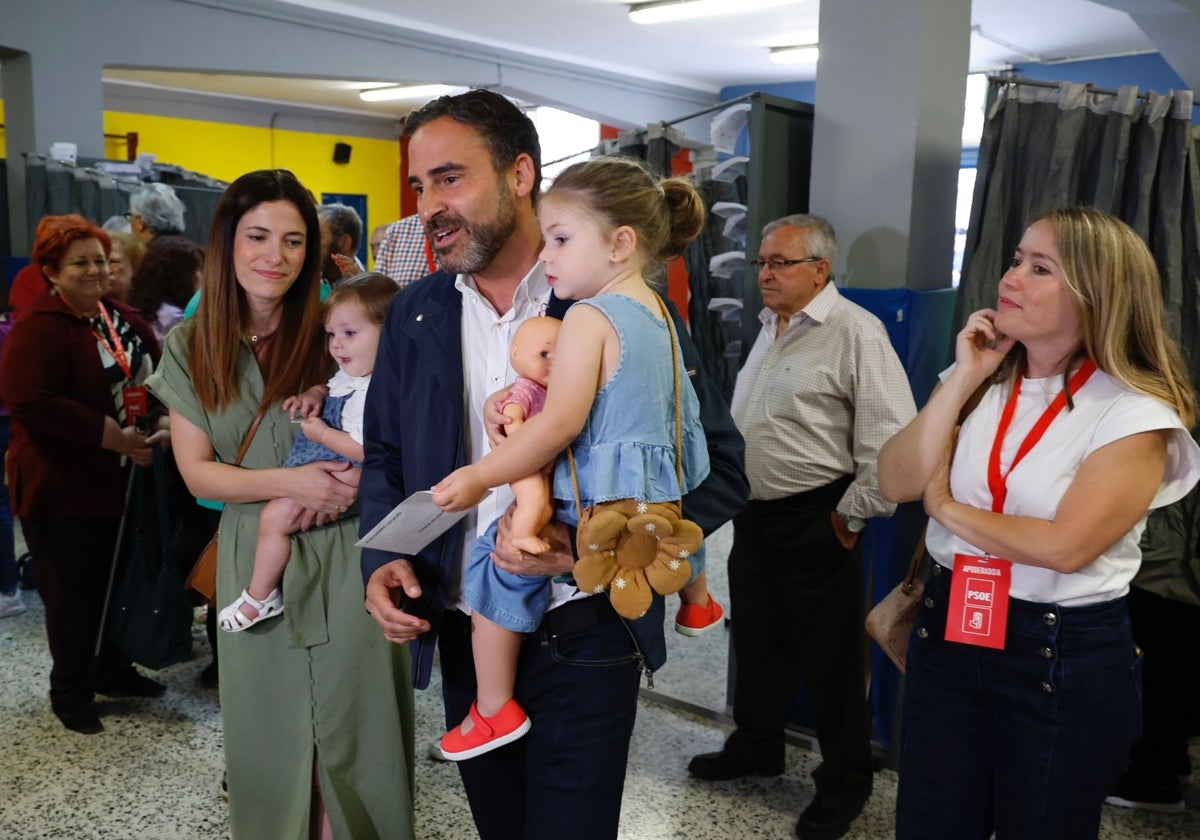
356, 490, 490, 555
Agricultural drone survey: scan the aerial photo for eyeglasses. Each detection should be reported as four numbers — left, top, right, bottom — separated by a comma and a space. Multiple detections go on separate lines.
749, 256, 822, 271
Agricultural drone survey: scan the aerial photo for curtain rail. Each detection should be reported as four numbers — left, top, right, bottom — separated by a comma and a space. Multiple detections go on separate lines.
542, 92, 763, 169
988, 75, 1200, 109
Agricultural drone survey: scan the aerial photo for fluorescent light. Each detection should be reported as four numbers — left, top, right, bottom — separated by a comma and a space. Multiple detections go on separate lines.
359, 84, 456, 102
629, 0, 796, 25
770, 45, 819, 65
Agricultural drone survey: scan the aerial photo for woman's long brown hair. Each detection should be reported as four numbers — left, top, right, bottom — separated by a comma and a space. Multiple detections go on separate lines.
188, 170, 331, 413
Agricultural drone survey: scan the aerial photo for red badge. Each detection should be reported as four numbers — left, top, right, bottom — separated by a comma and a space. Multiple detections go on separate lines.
945, 554, 1012, 650
123, 385, 149, 428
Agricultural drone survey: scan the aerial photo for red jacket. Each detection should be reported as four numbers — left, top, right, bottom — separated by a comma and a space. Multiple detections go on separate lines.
0, 290, 161, 519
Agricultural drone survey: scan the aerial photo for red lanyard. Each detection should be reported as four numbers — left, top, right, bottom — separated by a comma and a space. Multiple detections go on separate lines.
987, 359, 1097, 513
95, 301, 135, 382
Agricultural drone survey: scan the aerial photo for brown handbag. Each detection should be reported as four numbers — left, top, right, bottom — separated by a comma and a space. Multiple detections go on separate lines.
568, 294, 704, 620
864, 378, 992, 672
184, 413, 264, 600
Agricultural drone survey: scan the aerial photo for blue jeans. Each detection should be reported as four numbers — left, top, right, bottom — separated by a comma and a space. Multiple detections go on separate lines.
439, 598, 644, 840
0, 418, 16, 594
896, 562, 1142, 840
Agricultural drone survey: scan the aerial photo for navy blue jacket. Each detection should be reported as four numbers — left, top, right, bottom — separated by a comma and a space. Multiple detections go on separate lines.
360, 270, 749, 689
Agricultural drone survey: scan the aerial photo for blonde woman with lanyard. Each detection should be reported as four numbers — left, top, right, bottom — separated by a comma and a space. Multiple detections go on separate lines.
878, 207, 1200, 839
0, 214, 169, 735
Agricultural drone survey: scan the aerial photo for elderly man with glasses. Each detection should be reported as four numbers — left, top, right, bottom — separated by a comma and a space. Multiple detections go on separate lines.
688, 213, 916, 840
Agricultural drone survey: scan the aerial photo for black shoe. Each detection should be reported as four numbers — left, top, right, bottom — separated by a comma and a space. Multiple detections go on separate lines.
687, 750, 784, 781
54, 705, 104, 735
1105, 770, 1184, 814
197, 661, 219, 689
795, 795, 861, 840
97, 670, 166, 699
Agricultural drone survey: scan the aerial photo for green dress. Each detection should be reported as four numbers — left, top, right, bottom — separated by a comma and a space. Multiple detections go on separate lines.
147, 322, 414, 840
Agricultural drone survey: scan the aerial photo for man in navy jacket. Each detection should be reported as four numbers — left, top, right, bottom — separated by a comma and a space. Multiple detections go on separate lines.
361, 89, 748, 840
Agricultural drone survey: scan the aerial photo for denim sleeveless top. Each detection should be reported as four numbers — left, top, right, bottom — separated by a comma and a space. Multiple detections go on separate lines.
552, 294, 709, 524
284, 391, 359, 468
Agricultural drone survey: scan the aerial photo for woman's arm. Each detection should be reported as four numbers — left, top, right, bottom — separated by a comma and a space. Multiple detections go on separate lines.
432, 305, 610, 510
169, 409, 357, 513
879, 309, 1015, 502
924, 429, 1169, 573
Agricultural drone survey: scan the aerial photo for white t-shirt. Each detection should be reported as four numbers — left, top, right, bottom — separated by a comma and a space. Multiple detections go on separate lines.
926, 367, 1200, 606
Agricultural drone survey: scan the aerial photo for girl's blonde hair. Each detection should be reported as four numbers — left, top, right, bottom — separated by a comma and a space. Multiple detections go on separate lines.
542, 157, 705, 274
325, 272, 399, 327
996, 207, 1196, 426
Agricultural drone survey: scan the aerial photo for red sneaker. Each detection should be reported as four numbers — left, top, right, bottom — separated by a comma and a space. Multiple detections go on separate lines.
439, 699, 531, 761
675, 596, 725, 637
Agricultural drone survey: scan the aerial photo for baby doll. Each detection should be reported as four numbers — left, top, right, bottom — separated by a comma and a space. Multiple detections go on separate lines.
498, 316, 561, 555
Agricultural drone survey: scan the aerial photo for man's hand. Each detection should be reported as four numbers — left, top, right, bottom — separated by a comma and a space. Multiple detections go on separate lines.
492, 509, 574, 577
830, 511, 859, 551
483, 386, 515, 449
431, 465, 488, 512
364, 559, 431, 645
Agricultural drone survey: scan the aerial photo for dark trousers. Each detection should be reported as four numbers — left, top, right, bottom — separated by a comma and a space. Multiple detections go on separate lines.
1127, 586, 1199, 782
726, 479, 874, 813
22, 515, 132, 710
896, 564, 1141, 840
439, 598, 643, 840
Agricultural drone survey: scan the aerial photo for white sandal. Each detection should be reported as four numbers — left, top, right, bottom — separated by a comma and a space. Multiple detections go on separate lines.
218, 588, 284, 633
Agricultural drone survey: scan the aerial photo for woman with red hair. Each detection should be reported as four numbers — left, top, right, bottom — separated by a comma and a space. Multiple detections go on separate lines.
0, 214, 170, 734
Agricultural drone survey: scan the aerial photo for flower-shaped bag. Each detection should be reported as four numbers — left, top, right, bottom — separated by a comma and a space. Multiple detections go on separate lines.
568, 294, 703, 619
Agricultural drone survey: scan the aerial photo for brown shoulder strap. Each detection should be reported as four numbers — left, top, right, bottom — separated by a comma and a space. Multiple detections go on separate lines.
233, 413, 265, 466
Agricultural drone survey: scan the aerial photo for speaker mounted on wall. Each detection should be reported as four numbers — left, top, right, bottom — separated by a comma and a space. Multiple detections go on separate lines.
333, 142, 352, 164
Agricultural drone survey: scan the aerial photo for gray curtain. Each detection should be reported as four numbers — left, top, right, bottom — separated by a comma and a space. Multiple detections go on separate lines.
23, 157, 225, 251
957, 80, 1200, 381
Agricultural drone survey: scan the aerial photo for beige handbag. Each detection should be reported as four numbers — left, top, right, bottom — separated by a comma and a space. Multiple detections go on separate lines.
865, 531, 926, 674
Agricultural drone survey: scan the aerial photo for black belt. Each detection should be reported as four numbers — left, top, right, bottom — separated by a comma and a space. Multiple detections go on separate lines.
539, 596, 622, 637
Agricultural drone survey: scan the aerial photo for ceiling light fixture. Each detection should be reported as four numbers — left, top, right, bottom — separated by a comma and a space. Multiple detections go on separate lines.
770, 45, 819, 65
629, 0, 796, 25
359, 84, 456, 103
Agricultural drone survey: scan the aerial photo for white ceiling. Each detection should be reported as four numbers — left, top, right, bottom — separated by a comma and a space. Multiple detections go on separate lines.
69, 0, 1166, 121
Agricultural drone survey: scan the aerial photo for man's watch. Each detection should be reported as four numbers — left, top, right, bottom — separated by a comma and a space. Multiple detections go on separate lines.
844, 516, 867, 534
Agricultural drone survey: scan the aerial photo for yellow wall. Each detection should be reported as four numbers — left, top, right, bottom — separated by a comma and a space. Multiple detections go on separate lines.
0, 100, 402, 246
102, 111, 402, 237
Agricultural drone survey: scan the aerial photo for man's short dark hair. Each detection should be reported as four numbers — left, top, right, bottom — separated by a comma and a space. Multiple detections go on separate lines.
404, 89, 542, 200
319, 203, 363, 253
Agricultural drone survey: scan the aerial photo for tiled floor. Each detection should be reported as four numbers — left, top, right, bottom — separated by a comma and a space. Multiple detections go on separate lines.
2, 525, 1198, 838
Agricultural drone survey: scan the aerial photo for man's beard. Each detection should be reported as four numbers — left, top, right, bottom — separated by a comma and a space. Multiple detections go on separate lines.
427, 182, 517, 275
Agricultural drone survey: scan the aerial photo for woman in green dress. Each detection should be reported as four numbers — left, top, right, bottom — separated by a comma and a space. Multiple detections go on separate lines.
147, 170, 414, 839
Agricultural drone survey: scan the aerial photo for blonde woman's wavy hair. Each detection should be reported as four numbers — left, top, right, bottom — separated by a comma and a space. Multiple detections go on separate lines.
996, 207, 1196, 427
